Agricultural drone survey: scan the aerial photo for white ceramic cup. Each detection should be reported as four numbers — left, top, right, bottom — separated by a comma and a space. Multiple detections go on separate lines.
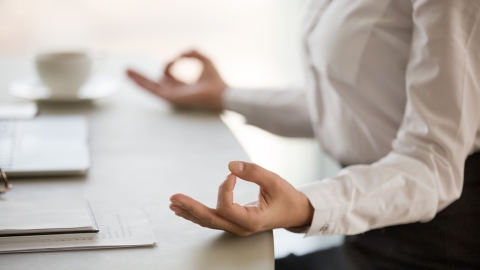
35, 52, 92, 99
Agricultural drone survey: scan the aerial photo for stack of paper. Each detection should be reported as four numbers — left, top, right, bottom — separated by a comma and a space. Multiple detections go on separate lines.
0, 197, 98, 237
0, 200, 156, 253
0, 102, 37, 120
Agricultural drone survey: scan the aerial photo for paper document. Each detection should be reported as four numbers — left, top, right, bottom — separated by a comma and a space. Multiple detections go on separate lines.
0, 197, 96, 236
0, 102, 37, 120
0, 201, 157, 253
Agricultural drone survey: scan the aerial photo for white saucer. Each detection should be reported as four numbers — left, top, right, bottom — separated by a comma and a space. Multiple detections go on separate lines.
9, 77, 120, 102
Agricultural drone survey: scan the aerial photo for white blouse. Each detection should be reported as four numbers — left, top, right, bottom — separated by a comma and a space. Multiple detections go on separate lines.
224, 0, 480, 236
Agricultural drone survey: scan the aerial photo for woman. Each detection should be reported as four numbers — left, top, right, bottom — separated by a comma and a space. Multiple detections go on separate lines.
127, 0, 480, 268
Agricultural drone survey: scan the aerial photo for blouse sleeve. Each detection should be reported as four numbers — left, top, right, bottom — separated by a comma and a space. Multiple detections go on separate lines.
223, 88, 314, 138
299, 0, 480, 236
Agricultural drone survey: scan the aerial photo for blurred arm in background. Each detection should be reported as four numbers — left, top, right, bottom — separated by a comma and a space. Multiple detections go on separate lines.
127, 50, 313, 138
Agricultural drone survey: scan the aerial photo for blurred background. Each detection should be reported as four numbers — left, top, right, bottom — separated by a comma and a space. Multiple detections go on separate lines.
0, 0, 342, 258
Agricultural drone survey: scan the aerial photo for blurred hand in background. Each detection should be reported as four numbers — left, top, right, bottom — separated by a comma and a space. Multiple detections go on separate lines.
127, 50, 227, 111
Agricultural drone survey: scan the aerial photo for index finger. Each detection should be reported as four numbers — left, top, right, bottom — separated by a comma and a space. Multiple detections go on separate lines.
216, 174, 252, 225
164, 61, 175, 78
180, 50, 212, 66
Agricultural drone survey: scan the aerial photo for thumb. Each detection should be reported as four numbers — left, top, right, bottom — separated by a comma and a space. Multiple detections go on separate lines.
228, 161, 279, 190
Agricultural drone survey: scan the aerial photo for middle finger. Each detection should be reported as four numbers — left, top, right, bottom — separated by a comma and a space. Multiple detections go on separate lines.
171, 194, 252, 236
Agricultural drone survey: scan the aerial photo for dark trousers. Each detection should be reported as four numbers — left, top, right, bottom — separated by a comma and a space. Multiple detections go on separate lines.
276, 152, 480, 270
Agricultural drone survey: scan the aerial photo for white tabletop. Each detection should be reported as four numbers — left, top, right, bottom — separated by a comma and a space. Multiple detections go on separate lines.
0, 55, 274, 269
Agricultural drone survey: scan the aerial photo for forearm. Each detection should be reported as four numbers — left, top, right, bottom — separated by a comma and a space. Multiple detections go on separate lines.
222, 88, 314, 138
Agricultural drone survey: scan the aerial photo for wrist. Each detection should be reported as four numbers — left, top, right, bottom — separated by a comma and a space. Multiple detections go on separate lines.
297, 192, 315, 227
211, 83, 227, 111
282, 193, 314, 233
216, 83, 228, 111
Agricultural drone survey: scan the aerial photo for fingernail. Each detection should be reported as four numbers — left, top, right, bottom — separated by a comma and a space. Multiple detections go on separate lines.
236, 162, 244, 172
171, 200, 182, 207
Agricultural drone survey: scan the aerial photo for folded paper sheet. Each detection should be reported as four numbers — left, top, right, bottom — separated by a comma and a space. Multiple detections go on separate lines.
0, 102, 37, 120
0, 201, 157, 253
0, 197, 95, 236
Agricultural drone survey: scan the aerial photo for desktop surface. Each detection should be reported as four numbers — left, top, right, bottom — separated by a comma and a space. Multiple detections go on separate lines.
0, 55, 274, 270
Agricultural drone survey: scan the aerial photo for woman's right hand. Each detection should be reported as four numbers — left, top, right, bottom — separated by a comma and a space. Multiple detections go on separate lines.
127, 50, 227, 111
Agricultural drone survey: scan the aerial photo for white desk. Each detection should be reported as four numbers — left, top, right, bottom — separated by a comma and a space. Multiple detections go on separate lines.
0, 55, 274, 269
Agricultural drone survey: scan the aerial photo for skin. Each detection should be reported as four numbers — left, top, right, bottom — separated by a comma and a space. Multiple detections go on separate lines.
126, 50, 226, 111
127, 51, 315, 236
170, 161, 315, 236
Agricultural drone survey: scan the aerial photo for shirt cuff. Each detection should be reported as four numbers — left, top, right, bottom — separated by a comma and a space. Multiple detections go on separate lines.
297, 181, 343, 237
